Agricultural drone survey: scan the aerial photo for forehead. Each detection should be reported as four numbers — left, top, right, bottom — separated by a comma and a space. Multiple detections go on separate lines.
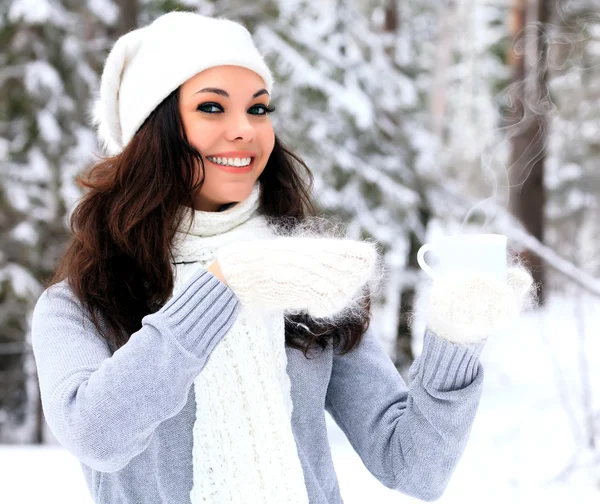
180, 65, 267, 96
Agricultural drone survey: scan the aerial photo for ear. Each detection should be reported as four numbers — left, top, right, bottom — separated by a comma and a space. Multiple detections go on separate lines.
90, 28, 146, 155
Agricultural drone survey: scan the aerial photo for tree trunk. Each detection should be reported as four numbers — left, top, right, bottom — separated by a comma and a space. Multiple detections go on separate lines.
379, 0, 430, 376
118, 0, 139, 34
35, 379, 44, 444
508, 0, 549, 305
395, 206, 430, 377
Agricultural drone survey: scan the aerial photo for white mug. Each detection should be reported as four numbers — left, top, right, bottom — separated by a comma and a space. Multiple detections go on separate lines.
416, 234, 508, 282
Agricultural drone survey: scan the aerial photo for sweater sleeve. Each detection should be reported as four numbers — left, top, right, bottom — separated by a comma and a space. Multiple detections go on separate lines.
325, 327, 484, 502
31, 268, 240, 473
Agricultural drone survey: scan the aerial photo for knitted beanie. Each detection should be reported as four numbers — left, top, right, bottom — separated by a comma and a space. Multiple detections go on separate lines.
91, 11, 274, 155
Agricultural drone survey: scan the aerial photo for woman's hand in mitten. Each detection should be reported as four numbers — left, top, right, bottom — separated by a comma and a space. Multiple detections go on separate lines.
215, 237, 378, 318
425, 266, 535, 345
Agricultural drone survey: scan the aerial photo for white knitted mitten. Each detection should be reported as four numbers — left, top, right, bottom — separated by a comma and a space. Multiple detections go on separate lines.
216, 237, 378, 318
425, 266, 535, 345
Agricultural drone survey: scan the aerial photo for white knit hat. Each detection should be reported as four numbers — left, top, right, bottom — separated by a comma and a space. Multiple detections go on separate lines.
91, 11, 274, 155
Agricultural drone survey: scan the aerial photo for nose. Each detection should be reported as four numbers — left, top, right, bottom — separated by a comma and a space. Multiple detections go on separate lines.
224, 112, 255, 142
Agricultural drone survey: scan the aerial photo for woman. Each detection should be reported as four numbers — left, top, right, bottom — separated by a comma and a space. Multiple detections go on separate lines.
31, 11, 532, 504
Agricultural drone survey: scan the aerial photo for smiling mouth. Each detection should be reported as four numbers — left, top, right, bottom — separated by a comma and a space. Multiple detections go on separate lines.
205, 156, 255, 173
205, 155, 254, 168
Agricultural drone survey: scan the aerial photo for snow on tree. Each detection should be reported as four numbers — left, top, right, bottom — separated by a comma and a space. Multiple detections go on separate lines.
0, 0, 118, 442
545, 0, 600, 285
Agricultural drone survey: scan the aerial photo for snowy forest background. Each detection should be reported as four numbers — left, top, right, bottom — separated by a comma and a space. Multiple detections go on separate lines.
1, 0, 600, 502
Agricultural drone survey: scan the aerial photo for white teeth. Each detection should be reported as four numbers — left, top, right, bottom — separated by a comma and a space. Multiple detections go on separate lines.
207, 156, 252, 167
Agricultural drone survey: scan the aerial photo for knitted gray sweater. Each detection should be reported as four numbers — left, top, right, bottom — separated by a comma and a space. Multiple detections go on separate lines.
31, 267, 484, 503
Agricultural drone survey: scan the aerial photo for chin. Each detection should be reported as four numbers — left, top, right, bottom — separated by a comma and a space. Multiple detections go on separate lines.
225, 182, 255, 195
216, 184, 251, 202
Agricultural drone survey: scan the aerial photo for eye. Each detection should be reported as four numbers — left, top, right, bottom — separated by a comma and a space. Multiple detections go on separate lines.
248, 104, 276, 116
196, 102, 223, 114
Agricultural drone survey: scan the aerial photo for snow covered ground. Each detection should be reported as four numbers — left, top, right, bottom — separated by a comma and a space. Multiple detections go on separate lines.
1, 292, 598, 503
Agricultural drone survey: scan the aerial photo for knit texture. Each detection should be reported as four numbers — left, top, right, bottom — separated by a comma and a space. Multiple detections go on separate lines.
171, 184, 307, 504
191, 311, 306, 503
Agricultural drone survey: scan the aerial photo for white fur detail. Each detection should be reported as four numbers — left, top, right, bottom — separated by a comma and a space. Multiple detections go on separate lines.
217, 236, 379, 319
91, 28, 147, 154
424, 267, 536, 345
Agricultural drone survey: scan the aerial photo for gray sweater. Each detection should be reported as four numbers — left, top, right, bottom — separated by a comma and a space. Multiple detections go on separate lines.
31, 267, 485, 503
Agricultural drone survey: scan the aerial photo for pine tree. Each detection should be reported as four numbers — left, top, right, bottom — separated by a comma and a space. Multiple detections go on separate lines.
546, 0, 600, 285
432, 0, 511, 198
0, 0, 118, 442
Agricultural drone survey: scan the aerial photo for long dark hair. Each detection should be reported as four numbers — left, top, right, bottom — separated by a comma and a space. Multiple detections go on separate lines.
47, 88, 372, 358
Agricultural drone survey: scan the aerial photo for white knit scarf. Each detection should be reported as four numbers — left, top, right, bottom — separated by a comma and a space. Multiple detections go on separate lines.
170, 183, 310, 504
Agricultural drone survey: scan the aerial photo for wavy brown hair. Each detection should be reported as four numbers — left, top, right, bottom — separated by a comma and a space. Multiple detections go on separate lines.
47, 87, 371, 358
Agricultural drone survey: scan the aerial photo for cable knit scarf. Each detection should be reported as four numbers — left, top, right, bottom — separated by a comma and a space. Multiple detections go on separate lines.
170, 183, 310, 504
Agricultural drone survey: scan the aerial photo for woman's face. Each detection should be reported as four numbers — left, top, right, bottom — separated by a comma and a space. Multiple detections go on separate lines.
178, 65, 275, 211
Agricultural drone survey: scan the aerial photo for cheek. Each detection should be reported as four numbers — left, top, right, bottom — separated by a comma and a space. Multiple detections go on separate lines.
258, 123, 275, 155
185, 120, 220, 152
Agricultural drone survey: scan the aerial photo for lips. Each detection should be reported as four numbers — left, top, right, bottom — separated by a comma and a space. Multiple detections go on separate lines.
207, 151, 257, 159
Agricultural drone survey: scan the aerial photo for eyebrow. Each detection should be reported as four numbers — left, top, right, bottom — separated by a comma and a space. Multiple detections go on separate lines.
194, 87, 269, 99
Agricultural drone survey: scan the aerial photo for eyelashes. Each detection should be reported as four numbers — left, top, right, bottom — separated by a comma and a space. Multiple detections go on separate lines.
254, 104, 276, 115
196, 102, 276, 116
196, 103, 223, 113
